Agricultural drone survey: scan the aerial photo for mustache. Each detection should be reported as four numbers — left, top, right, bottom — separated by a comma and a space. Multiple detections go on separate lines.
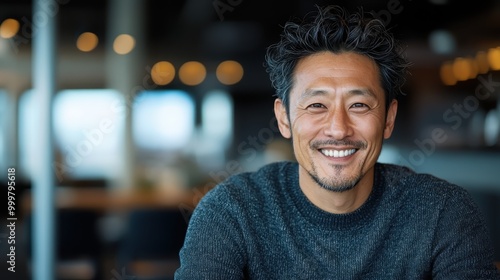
310, 139, 367, 150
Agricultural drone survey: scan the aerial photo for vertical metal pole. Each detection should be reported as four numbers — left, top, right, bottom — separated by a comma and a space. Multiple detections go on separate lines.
106, 0, 145, 190
32, 0, 56, 279
5, 89, 20, 170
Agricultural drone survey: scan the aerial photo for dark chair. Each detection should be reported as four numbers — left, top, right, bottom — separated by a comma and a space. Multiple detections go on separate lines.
116, 208, 190, 280
22, 209, 103, 280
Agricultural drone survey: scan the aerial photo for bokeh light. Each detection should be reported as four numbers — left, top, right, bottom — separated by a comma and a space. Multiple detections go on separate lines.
151, 61, 175, 85
466, 57, 478, 79
179, 61, 206, 86
76, 32, 99, 52
428, 29, 455, 55
0, 18, 20, 39
113, 34, 135, 55
475, 51, 490, 74
440, 61, 457, 86
487, 47, 500, 70
484, 109, 499, 146
216, 60, 244, 85
452, 57, 471, 81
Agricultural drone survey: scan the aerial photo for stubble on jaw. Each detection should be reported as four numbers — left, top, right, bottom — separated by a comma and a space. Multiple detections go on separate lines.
308, 161, 363, 193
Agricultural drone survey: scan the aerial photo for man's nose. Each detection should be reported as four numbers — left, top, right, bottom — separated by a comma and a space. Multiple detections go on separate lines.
323, 108, 353, 139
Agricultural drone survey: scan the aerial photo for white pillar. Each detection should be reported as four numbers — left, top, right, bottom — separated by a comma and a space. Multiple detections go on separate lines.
3, 89, 20, 170
106, 0, 146, 189
32, 0, 57, 279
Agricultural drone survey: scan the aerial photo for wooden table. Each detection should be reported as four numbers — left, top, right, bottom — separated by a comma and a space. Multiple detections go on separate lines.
21, 186, 203, 214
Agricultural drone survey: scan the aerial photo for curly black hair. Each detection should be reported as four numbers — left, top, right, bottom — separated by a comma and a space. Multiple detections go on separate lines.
264, 5, 410, 112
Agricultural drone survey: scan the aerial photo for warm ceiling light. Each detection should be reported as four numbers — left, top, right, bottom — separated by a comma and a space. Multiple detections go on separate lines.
475, 51, 490, 74
76, 32, 98, 52
216, 60, 244, 85
0, 18, 20, 39
487, 47, 500, 70
467, 57, 478, 79
179, 61, 206, 86
452, 57, 471, 81
113, 34, 135, 55
151, 61, 175, 85
440, 61, 457, 86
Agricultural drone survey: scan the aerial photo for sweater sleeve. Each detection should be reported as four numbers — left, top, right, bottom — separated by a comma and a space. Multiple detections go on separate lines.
431, 187, 500, 279
174, 186, 247, 279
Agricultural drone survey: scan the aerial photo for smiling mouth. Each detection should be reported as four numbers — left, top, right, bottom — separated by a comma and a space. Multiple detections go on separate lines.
320, 148, 357, 158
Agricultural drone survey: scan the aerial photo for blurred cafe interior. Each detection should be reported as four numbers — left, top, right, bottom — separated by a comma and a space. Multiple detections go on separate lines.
0, 0, 500, 279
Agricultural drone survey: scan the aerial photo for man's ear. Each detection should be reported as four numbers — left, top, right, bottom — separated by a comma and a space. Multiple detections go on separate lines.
383, 99, 398, 139
274, 99, 291, 139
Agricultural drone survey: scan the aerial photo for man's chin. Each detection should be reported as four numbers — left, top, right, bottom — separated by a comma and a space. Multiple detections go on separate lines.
310, 171, 361, 193
318, 180, 359, 193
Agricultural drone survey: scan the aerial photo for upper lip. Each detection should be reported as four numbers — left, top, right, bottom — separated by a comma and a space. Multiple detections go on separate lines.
311, 139, 365, 151
318, 146, 358, 150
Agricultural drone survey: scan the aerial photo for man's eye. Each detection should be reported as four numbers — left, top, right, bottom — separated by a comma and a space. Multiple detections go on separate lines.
351, 103, 368, 109
308, 103, 325, 109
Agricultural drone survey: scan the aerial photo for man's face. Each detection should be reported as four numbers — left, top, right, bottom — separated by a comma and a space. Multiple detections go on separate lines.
274, 51, 397, 192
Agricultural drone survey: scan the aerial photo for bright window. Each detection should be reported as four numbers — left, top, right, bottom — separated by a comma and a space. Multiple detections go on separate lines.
133, 90, 195, 150
194, 90, 233, 170
202, 90, 233, 145
19, 89, 125, 180
19, 89, 37, 179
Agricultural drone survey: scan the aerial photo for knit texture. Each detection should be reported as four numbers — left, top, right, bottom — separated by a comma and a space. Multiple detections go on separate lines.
175, 162, 500, 279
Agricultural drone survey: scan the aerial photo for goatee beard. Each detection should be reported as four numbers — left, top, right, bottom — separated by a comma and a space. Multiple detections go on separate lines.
309, 163, 363, 193
309, 170, 361, 193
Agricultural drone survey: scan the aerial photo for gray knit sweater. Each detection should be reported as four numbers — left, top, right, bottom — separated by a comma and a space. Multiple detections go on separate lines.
175, 162, 500, 279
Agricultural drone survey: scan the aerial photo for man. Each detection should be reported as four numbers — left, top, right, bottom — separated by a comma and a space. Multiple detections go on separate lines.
175, 5, 500, 279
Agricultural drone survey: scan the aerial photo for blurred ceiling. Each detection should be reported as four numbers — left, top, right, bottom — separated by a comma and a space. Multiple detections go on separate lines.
1, 0, 500, 91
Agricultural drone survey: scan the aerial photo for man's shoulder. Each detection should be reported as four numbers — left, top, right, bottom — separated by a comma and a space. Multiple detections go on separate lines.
377, 162, 478, 219
201, 161, 296, 205
378, 162, 469, 197
225, 161, 295, 187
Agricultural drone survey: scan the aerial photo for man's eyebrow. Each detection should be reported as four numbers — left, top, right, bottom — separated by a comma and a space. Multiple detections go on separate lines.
300, 88, 328, 99
347, 88, 377, 98
300, 88, 377, 100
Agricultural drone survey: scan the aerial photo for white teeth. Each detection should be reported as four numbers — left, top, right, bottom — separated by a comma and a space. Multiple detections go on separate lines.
321, 149, 356, 158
